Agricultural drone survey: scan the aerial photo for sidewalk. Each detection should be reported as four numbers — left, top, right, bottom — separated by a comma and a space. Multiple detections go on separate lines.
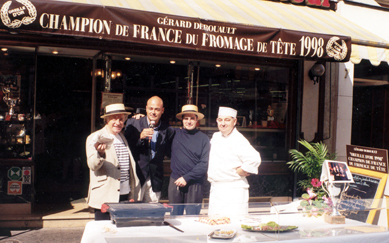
0, 198, 92, 242
0, 227, 85, 243
0, 198, 94, 229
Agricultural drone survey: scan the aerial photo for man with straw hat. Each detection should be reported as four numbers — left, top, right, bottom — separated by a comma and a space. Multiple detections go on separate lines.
207, 106, 261, 217
86, 103, 140, 220
169, 104, 210, 215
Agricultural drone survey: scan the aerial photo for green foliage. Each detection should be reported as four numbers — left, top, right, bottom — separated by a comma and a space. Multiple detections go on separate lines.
287, 139, 336, 180
288, 140, 336, 217
299, 196, 331, 217
297, 179, 314, 189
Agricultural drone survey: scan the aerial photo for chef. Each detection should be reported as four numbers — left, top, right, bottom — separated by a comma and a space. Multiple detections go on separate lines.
207, 106, 261, 216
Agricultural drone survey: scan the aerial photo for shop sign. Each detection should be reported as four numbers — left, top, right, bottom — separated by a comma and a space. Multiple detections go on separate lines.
346, 145, 388, 173
22, 166, 31, 184
0, 0, 351, 62
289, 0, 330, 9
7, 166, 22, 181
8, 181, 22, 195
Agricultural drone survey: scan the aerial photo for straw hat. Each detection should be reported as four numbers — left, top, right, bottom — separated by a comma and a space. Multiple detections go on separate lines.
176, 104, 204, 120
101, 103, 132, 118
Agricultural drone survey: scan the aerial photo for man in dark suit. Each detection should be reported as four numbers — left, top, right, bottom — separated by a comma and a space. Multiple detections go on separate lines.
124, 96, 175, 202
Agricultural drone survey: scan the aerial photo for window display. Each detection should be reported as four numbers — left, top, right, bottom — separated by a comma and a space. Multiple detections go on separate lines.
0, 52, 35, 210
118, 61, 291, 162
0, 75, 33, 159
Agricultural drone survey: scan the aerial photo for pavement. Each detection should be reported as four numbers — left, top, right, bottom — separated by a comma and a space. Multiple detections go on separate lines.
0, 227, 85, 243
0, 198, 93, 243
0, 198, 94, 229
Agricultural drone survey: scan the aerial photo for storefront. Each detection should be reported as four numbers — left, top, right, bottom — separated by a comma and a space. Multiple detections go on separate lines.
334, 0, 389, 159
0, 0, 385, 214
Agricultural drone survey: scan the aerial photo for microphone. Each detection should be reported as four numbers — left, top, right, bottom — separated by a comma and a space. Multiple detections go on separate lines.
148, 120, 155, 144
149, 121, 155, 156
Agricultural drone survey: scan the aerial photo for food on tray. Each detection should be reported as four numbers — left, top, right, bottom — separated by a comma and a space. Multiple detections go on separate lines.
214, 230, 235, 235
209, 229, 237, 239
198, 216, 231, 225
241, 221, 297, 232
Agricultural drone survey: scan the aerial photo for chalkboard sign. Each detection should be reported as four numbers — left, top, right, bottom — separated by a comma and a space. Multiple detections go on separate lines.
337, 167, 387, 224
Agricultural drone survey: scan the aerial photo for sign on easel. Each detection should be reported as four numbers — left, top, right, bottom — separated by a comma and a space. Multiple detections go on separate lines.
341, 145, 389, 224
346, 145, 388, 173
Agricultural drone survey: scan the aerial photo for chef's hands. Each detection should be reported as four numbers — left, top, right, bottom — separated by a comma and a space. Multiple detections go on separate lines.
175, 177, 187, 187
95, 142, 107, 157
140, 128, 154, 140
236, 167, 251, 177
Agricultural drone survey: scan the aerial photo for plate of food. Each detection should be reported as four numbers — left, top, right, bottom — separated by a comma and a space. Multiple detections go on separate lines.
241, 221, 298, 233
208, 229, 237, 239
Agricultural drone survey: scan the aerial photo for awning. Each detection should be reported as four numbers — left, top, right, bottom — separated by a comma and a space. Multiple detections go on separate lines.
59, 0, 389, 65
2, 0, 388, 64
58, 0, 380, 43
351, 44, 389, 66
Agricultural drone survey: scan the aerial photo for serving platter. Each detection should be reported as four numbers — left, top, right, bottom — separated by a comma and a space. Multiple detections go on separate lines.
242, 225, 298, 233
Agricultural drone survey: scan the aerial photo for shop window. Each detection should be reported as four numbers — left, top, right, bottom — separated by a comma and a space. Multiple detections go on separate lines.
119, 60, 290, 161
0, 53, 35, 159
193, 65, 289, 161
0, 49, 35, 207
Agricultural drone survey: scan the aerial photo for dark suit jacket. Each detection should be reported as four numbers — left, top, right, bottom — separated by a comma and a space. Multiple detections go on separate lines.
124, 116, 175, 192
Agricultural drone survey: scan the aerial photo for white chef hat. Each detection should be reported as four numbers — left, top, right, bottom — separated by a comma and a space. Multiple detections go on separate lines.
218, 106, 237, 118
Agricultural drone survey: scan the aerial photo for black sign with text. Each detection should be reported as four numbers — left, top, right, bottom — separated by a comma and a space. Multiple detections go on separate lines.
0, 0, 351, 62
346, 145, 388, 173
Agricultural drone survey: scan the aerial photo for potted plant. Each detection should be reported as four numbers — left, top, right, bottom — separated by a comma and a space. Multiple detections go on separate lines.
287, 139, 337, 217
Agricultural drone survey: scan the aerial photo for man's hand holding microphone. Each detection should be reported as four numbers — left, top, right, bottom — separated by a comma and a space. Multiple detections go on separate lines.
140, 120, 155, 140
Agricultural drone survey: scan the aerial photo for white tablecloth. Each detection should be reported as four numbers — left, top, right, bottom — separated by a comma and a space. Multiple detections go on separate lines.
81, 213, 389, 243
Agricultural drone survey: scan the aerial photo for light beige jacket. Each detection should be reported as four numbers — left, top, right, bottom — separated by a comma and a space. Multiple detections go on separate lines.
85, 126, 141, 209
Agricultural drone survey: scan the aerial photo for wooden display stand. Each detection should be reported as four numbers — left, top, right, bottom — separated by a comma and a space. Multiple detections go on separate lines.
324, 213, 345, 224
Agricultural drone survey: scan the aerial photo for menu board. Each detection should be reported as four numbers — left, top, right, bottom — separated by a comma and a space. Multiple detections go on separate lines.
337, 167, 387, 224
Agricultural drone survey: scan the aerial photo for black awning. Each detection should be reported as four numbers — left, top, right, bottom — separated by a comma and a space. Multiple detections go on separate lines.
0, 0, 353, 62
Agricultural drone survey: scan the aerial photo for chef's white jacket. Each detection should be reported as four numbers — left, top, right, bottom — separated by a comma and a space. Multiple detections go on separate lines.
207, 128, 261, 216
208, 128, 261, 186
